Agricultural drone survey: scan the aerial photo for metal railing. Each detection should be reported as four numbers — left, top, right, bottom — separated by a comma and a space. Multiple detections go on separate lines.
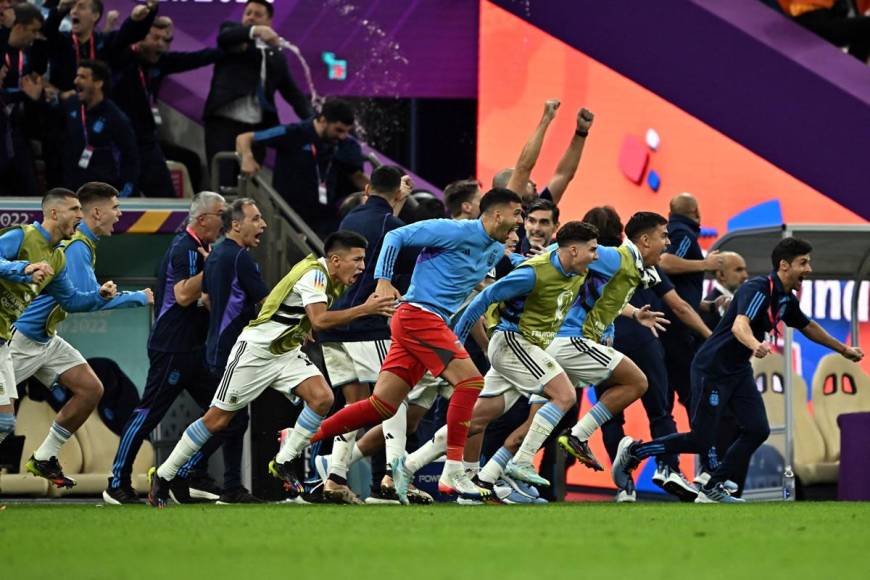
210, 152, 324, 287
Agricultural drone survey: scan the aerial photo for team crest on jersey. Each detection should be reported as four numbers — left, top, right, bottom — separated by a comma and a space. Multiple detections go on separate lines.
168, 370, 181, 385
709, 389, 720, 407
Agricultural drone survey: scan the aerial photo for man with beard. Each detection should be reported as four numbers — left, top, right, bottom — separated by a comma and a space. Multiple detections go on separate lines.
615, 238, 864, 503
237, 97, 369, 237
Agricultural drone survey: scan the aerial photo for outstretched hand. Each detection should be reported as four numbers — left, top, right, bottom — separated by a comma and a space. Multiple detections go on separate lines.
635, 305, 670, 337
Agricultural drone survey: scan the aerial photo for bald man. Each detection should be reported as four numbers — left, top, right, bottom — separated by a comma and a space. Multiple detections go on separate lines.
658, 193, 722, 415
700, 251, 748, 330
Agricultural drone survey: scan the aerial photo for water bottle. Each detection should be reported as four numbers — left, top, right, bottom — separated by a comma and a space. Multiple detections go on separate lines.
782, 466, 796, 501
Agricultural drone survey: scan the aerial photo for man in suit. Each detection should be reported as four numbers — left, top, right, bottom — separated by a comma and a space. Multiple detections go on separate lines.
204, 0, 313, 189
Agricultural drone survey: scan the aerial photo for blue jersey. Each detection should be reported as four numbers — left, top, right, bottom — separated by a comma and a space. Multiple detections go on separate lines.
375, 219, 505, 322
662, 214, 703, 338
14, 223, 149, 343
318, 196, 412, 343
202, 238, 268, 372
557, 245, 622, 341
148, 229, 210, 353
693, 274, 810, 378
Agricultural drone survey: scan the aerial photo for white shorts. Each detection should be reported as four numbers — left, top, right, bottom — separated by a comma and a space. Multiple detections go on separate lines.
479, 331, 564, 409
408, 371, 454, 410
211, 341, 324, 412
545, 336, 623, 388
322, 339, 389, 387
11, 332, 86, 389
0, 341, 16, 406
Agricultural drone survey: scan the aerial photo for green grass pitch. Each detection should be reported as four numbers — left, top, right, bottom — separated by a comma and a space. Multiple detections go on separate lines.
3, 502, 869, 580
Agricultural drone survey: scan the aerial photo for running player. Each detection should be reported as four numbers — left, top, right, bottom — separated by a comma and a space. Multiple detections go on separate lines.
146, 231, 395, 507
13, 183, 152, 488
614, 237, 863, 502
0, 189, 114, 456
305, 188, 524, 500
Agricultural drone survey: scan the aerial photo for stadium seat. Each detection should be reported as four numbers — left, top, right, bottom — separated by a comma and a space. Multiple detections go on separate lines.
752, 354, 836, 485
0, 398, 154, 497
810, 353, 870, 462
167, 160, 194, 198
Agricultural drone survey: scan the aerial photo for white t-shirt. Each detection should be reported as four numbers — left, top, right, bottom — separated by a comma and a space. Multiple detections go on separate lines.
239, 260, 329, 349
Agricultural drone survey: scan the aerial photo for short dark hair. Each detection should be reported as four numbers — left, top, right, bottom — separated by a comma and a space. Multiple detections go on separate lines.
88, 0, 105, 21
625, 211, 668, 242
246, 0, 274, 19
771, 237, 813, 271
413, 198, 447, 222
479, 187, 522, 215
444, 179, 480, 217
79, 59, 111, 89
370, 165, 404, 197
324, 230, 367, 255
582, 206, 623, 246
77, 182, 118, 207
42, 188, 77, 210
556, 221, 598, 247
13, 3, 44, 27
526, 198, 559, 225
222, 198, 256, 231
319, 98, 355, 126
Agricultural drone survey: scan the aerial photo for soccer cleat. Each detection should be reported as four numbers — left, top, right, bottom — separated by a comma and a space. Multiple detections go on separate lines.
557, 434, 604, 471
662, 467, 699, 503
381, 473, 433, 505
216, 487, 265, 505
187, 470, 221, 501
323, 480, 364, 505
695, 482, 746, 504
24, 455, 76, 489
694, 472, 739, 494
268, 459, 304, 497
390, 456, 413, 505
616, 477, 637, 503
495, 476, 547, 505
169, 478, 196, 504
365, 486, 401, 505
611, 436, 641, 490
438, 469, 491, 500
504, 461, 550, 487
147, 467, 171, 508
102, 485, 143, 505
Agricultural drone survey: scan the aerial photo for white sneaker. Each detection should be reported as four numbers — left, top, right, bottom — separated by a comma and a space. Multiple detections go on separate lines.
661, 467, 699, 502
694, 472, 739, 494
611, 436, 639, 489
652, 465, 667, 488
695, 482, 746, 503
438, 469, 491, 500
616, 477, 637, 503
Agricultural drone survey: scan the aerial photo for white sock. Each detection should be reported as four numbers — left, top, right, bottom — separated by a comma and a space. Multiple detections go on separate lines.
276, 405, 325, 464
570, 401, 613, 441
479, 447, 513, 484
157, 419, 211, 481
383, 401, 408, 467
463, 460, 480, 477
514, 402, 565, 465
34, 421, 72, 461
329, 428, 358, 480
349, 443, 364, 466
405, 425, 447, 474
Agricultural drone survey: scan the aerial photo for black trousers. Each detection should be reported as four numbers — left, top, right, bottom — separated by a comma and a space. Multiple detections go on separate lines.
108, 349, 247, 490
597, 339, 679, 469
796, 9, 870, 61
635, 366, 770, 487
137, 140, 175, 198
662, 332, 698, 414
204, 116, 267, 190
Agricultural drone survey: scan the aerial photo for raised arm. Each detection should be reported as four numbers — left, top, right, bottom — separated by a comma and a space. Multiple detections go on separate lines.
63, 240, 151, 310
661, 289, 712, 339
0, 229, 31, 284
454, 267, 536, 343
273, 57, 313, 120
44, 266, 108, 313
506, 99, 560, 196
545, 108, 594, 205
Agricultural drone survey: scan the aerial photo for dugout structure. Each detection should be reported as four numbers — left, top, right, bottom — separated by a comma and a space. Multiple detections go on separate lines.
710, 224, 870, 501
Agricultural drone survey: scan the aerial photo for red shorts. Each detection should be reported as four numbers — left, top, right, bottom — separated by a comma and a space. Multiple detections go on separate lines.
381, 303, 470, 387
